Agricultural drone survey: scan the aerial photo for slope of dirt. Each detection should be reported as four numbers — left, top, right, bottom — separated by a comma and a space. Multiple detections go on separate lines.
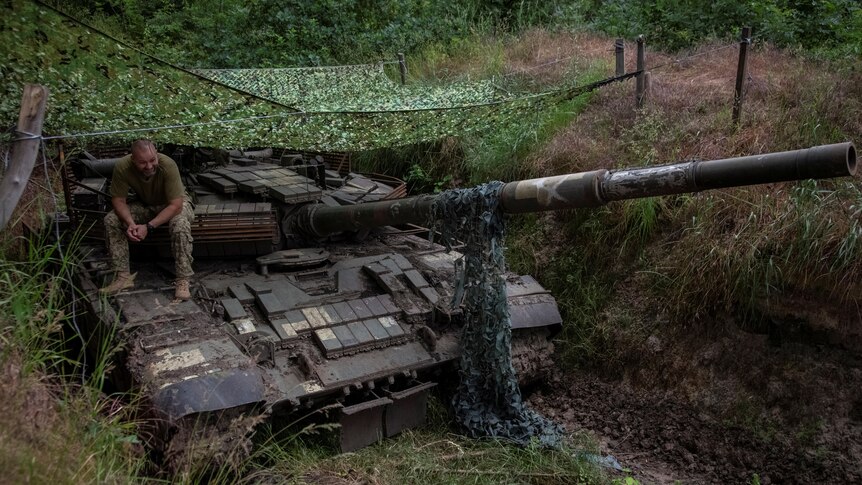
530, 369, 862, 484
525, 255, 862, 484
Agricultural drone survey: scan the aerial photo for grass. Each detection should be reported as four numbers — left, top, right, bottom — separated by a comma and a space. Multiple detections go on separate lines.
223, 394, 607, 485
509, 35, 860, 349
356, 28, 612, 186
652, 178, 862, 323
462, 68, 605, 184
0, 231, 148, 484
156, 392, 608, 484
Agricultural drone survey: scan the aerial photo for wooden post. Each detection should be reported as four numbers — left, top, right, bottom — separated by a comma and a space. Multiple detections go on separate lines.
615, 38, 625, 76
636, 35, 646, 108
0, 84, 49, 231
397, 52, 407, 85
732, 26, 752, 126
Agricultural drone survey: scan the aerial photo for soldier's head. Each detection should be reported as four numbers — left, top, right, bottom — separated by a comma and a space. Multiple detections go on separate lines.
131, 139, 158, 178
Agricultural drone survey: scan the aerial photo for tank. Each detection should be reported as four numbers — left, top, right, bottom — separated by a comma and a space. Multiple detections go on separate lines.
63, 142, 855, 470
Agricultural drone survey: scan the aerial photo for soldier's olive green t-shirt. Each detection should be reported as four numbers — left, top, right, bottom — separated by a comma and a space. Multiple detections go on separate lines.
110, 153, 185, 206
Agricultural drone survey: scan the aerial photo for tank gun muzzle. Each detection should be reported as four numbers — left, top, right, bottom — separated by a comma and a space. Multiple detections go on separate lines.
295, 142, 856, 238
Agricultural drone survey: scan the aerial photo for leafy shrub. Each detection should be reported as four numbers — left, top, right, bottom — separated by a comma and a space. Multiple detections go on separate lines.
569, 0, 862, 55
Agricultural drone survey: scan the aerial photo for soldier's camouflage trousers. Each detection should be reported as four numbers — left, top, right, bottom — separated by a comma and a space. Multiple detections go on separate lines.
104, 199, 195, 279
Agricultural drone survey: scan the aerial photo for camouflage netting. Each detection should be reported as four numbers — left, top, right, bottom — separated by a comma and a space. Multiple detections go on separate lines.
1, 1, 615, 152
430, 182, 564, 446
190, 65, 503, 111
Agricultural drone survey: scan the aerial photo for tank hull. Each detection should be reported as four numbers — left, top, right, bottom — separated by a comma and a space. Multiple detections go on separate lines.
74, 229, 561, 458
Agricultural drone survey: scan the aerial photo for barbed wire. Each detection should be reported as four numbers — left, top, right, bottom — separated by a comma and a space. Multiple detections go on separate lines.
504, 54, 578, 76
647, 42, 739, 72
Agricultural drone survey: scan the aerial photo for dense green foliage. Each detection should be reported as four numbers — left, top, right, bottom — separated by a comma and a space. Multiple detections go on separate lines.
57, 0, 478, 67
574, 0, 862, 54
55, 0, 862, 67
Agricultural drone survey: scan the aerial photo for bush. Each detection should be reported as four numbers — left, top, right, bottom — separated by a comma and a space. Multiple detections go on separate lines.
570, 0, 862, 55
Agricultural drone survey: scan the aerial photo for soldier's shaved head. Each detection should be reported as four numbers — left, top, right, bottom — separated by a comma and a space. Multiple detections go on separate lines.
130, 139, 158, 178
131, 139, 156, 155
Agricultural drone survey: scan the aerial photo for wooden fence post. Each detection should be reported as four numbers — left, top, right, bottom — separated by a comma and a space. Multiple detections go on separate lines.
615, 38, 625, 76
636, 35, 646, 108
0, 84, 49, 231
732, 26, 751, 126
397, 53, 407, 85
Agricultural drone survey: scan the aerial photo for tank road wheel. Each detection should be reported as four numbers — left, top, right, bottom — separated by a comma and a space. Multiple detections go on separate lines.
511, 327, 556, 386
163, 406, 267, 478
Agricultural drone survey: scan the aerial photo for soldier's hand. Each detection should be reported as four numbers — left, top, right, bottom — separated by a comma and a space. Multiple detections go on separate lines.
126, 224, 143, 242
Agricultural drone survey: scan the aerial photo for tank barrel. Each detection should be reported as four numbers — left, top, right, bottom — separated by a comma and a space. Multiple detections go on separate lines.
296, 194, 437, 239
500, 142, 855, 212
296, 142, 856, 238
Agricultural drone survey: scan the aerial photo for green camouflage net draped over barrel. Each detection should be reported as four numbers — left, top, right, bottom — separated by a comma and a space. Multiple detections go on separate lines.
430, 181, 563, 446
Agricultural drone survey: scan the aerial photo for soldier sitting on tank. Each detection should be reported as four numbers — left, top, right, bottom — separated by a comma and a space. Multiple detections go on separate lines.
100, 139, 195, 300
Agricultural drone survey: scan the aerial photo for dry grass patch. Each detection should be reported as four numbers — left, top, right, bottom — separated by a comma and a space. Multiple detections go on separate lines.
502, 29, 613, 89
530, 38, 861, 175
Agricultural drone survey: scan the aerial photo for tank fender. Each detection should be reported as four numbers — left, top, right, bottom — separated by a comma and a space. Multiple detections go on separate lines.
152, 367, 266, 421
506, 276, 563, 329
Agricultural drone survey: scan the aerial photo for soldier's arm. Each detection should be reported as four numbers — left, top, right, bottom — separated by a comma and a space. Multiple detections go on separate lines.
147, 197, 183, 229
112, 197, 136, 227
112, 197, 144, 242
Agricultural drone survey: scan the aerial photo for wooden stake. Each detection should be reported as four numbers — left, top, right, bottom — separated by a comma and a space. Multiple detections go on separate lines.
397, 53, 407, 85
732, 26, 751, 126
0, 84, 49, 231
615, 38, 625, 76
636, 35, 646, 108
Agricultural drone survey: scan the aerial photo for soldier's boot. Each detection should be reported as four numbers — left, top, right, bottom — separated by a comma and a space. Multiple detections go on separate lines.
175, 278, 191, 301
100, 271, 136, 295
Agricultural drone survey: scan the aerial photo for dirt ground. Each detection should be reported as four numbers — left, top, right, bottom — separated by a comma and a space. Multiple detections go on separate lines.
529, 323, 862, 484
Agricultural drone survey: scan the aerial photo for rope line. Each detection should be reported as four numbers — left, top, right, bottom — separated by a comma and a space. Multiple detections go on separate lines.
13, 130, 42, 141
504, 54, 577, 75
33, 0, 299, 111
198, 60, 400, 71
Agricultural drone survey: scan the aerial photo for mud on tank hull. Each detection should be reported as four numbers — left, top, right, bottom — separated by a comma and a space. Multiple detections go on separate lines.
66, 150, 562, 467
75, 234, 561, 461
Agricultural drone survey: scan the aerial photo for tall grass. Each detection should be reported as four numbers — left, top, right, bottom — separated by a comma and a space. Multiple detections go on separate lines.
0, 230, 147, 483
463, 77, 604, 183
658, 179, 862, 323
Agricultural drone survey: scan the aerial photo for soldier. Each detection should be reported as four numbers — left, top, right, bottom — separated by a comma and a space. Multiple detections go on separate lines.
100, 139, 195, 300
